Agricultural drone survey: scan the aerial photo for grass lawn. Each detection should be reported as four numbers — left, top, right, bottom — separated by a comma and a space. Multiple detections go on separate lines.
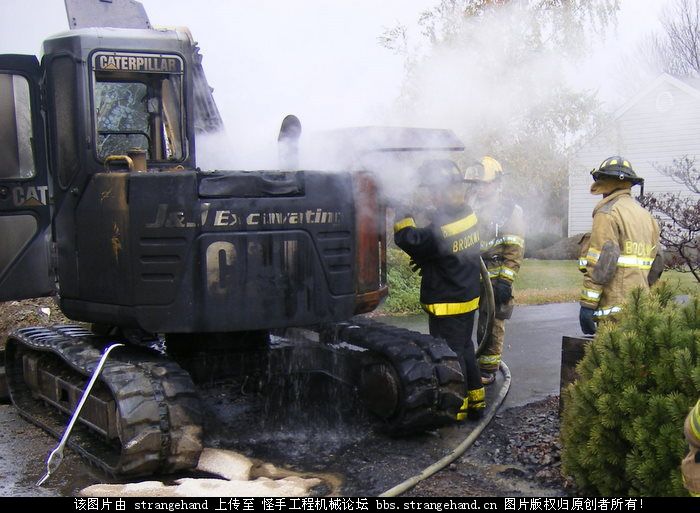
514, 259, 582, 305
380, 255, 699, 314
515, 259, 698, 305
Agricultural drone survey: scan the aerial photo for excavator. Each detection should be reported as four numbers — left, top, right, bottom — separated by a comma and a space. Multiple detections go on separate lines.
0, 0, 489, 478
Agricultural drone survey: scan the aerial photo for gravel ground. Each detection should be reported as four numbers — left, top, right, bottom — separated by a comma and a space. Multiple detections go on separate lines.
0, 396, 572, 497
405, 396, 572, 497
0, 297, 74, 349
198, 374, 573, 497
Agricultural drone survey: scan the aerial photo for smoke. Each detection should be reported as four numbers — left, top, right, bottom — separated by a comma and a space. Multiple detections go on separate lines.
140, 0, 435, 173
578, 0, 666, 106
3, 0, 657, 233
190, 1, 635, 234
190, 1, 610, 233
175, 0, 457, 210
141, 0, 665, 233
366, 1, 630, 235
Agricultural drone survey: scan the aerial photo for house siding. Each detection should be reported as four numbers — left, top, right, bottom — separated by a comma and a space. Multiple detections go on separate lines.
568, 76, 700, 237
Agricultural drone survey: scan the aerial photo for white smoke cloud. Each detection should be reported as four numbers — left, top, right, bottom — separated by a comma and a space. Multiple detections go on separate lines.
387, 3, 586, 151
571, 0, 666, 107
140, 0, 438, 171
0, 0, 669, 180
361, 0, 668, 234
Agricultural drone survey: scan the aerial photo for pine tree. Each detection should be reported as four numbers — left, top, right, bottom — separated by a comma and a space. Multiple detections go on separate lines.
561, 283, 700, 496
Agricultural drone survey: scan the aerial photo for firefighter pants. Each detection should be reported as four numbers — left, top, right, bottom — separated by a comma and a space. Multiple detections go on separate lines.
477, 289, 513, 372
478, 317, 506, 373
428, 312, 482, 392
682, 447, 700, 496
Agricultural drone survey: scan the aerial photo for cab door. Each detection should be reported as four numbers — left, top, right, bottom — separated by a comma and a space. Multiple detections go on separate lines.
0, 55, 53, 300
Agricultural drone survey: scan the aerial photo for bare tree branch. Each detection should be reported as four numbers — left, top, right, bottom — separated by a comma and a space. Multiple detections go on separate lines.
640, 157, 700, 282
650, 0, 700, 76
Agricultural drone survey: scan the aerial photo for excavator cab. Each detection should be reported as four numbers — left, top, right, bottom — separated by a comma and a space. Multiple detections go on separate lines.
0, 29, 200, 322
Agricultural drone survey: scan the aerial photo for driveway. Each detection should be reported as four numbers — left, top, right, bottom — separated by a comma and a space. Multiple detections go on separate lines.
381, 302, 582, 408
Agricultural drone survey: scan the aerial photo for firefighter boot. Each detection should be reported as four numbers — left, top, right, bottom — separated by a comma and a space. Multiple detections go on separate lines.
481, 369, 496, 386
456, 397, 469, 422
467, 387, 486, 420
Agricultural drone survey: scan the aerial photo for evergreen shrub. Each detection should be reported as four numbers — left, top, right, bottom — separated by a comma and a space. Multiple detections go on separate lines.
383, 247, 421, 314
561, 284, 700, 496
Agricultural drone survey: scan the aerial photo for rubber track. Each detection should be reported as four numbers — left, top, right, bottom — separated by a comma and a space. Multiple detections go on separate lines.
5, 325, 202, 477
344, 318, 465, 435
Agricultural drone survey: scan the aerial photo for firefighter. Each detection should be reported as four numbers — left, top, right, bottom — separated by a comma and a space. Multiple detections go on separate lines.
682, 398, 700, 496
394, 159, 486, 421
463, 156, 524, 386
579, 156, 662, 335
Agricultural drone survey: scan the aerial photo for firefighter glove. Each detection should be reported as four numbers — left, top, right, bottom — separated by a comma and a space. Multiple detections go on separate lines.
579, 306, 597, 335
493, 279, 512, 306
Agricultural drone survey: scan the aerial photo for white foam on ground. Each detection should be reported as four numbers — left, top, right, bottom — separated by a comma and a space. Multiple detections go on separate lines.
79, 448, 323, 497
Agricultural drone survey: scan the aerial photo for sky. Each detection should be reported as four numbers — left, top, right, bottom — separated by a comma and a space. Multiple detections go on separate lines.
0, 0, 436, 167
0, 0, 670, 169
576, 0, 667, 103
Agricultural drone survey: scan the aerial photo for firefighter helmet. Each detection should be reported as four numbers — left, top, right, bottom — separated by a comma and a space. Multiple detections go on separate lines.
591, 156, 644, 185
462, 156, 503, 183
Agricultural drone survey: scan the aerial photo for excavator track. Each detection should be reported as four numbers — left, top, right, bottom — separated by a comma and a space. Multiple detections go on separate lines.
340, 318, 465, 435
4, 325, 202, 477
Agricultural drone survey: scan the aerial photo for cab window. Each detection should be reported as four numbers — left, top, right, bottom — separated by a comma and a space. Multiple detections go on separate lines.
0, 74, 35, 179
95, 81, 149, 159
92, 53, 184, 163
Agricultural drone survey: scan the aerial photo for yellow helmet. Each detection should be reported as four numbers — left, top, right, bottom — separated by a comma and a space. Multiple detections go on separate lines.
463, 156, 503, 183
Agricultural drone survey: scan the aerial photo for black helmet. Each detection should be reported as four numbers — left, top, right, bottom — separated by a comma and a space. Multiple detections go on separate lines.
591, 156, 644, 185
417, 159, 464, 187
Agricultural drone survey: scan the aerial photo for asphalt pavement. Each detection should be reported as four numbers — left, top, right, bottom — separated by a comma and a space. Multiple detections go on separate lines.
381, 301, 582, 409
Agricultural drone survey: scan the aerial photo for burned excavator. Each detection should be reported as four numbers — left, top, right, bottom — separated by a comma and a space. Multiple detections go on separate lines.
0, 0, 490, 478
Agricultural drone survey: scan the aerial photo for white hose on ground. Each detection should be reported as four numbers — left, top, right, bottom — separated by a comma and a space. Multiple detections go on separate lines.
379, 361, 512, 497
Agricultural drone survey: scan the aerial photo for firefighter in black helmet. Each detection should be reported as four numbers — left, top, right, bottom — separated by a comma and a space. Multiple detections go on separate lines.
579, 156, 662, 335
394, 159, 485, 421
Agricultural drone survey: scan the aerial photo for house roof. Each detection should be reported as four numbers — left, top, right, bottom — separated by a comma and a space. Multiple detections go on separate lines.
613, 73, 700, 119
573, 73, 700, 159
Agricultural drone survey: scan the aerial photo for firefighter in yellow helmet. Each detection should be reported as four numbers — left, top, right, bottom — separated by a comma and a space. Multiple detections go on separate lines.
463, 156, 525, 385
578, 156, 662, 335
682, 398, 700, 496
394, 159, 486, 421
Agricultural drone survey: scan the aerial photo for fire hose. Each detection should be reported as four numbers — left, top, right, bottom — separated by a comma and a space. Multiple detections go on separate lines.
476, 257, 495, 356
380, 360, 511, 497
